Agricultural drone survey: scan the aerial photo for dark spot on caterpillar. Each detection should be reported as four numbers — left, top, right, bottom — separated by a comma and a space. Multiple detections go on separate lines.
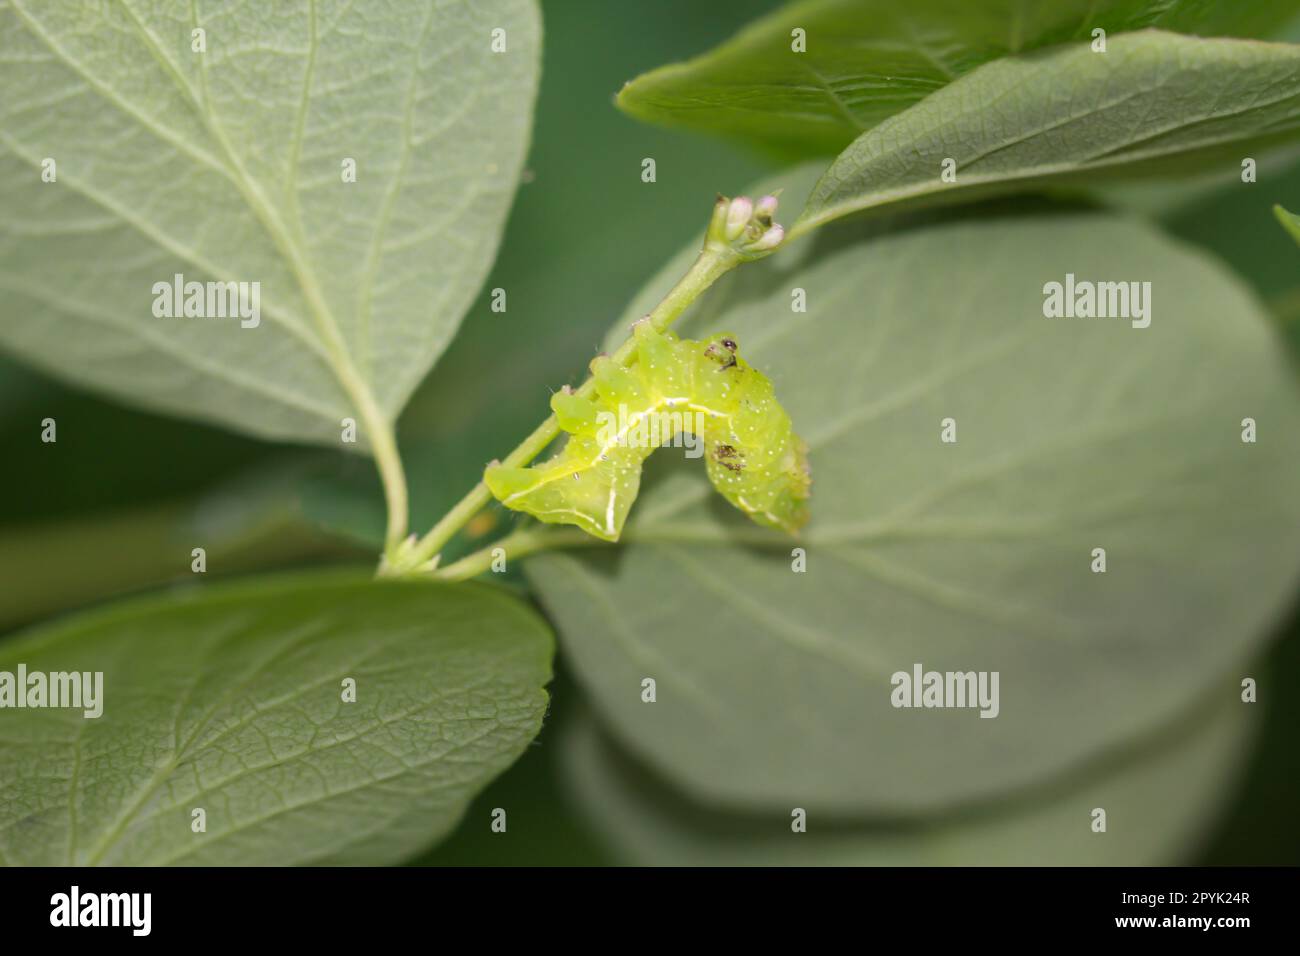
704, 338, 739, 371
714, 443, 744, 472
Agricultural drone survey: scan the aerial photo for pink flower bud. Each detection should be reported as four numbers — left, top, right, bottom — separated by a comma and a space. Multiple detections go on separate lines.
724, 197, 753, 241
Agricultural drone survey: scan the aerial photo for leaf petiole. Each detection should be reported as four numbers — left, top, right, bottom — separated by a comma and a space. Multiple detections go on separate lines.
432, 526, 594, 581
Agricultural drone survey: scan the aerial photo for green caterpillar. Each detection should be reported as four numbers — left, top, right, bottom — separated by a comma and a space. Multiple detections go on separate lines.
484, 321, 811, 541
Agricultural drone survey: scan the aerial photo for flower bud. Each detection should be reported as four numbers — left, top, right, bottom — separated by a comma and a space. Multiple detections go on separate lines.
724, 196, 753, 241
706, 194, 729, 245
748, 223, 784, 252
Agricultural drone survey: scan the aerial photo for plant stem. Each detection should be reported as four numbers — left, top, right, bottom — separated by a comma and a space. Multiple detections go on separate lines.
389, 244, 739, 575
433, 526, 594, 580
367, 407, 410, 557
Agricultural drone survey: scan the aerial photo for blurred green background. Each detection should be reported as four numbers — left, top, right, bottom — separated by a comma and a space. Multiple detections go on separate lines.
1, 0, 1296, 865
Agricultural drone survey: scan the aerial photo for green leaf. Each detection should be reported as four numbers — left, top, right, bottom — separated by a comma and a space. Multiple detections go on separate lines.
561, 683, 1257, 865
0, 571, 553, 865
0, 0, 539, 448
617, 0, 1300, 157
411, 669, 615, 866
1277, 204, 1300, 244
527, 201, 1300, 812
795, 31, 1300, 237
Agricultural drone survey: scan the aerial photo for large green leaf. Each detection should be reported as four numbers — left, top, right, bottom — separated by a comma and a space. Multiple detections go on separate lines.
0, 0, 539, 448
562, 683, 1257, 865
617, 0, 1300, 157
411, 670, 615, 867
0, 572, 553, 865
795, 31, 1300, 237
526, 203, 1300, 812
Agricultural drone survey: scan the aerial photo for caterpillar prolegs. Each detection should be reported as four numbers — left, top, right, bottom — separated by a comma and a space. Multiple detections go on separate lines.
484, 321, 811, 541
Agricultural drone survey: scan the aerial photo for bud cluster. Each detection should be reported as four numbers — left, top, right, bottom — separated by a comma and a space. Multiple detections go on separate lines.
705, 193, 785, 260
